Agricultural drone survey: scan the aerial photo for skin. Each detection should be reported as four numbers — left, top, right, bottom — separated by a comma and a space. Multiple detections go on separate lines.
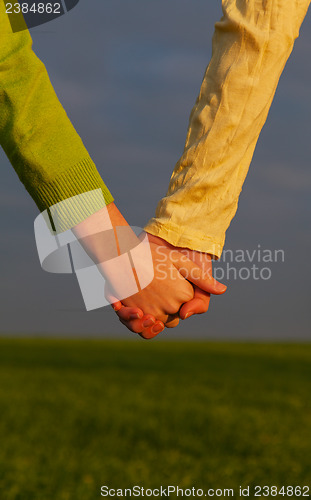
73, 202, 227, 339
114, 233, 226, 339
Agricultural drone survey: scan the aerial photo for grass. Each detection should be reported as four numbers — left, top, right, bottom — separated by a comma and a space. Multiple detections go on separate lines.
0, 339, 310, 499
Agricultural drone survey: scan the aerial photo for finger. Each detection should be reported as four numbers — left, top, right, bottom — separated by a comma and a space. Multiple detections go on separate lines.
165, 315, 180, 328
179, 286, 211, 320
116, 305, 144, 322
118, 310, 160, 334
173, 254, 227, 295
111, 300, 123, 312
118, 315, 149, 335
119, 316, 144, 334
139, 321, 165, 340
106, 284, 152, 324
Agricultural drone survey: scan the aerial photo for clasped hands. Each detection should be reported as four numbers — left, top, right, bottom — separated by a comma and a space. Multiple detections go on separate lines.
73, 202, 227, 338
111, 232, 227, 339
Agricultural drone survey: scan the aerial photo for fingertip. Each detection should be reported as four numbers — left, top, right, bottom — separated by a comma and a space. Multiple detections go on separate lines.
142, 315, 156, 329
179, 303, 189, 320
165, 317, 180, 328
130, 312, 143, 320
139, 327, 159, 340
135, 310, 144, 320
184, 312, 194, 319
112, 301, 122, 312
117, 306, 143, 322
215, 283, 227, 294
180, 308, 195, 320
150, 322, 165, 337
180, 297, 210, 319
207, 281, 227, 295
217, 282, 227, 293
127, 308, 144, 320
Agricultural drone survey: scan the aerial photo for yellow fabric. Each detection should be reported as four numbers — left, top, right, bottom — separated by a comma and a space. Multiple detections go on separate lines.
145, 0, 310, 258
0, 2, 114, 231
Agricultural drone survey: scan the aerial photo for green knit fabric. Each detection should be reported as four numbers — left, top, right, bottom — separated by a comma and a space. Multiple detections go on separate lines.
0, 3, 114, 231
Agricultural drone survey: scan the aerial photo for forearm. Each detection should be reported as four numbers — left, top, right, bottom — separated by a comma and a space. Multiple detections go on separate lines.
0, 4, 113, 230
72, 202, 139, 265
145, 0, 310, 258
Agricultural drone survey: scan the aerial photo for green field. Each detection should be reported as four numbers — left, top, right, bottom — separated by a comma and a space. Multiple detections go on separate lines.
0, 339, 310, 499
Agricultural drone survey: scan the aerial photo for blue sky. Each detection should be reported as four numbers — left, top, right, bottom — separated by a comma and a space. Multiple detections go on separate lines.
0, 0, 310, 339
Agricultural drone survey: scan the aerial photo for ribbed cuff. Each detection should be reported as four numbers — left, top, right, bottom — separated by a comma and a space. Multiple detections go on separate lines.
30, 157, 114, 233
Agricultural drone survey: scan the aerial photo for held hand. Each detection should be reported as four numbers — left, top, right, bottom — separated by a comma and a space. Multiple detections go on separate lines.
72, 203, 226, 339
179, 249, 216, 320
106, 236, 195, 337
113, 233, 227, 338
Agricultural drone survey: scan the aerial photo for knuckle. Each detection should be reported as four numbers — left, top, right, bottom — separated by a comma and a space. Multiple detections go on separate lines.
181, 285, 194, 303
165, 303, 180, 315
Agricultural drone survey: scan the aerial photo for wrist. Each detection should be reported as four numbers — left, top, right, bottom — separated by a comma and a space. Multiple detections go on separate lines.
145, 231, 212, 259
73, 202, 141, 265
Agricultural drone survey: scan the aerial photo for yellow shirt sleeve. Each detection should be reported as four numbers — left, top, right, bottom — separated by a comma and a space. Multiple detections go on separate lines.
145, 0, 310, 258
0, 3, 114, 232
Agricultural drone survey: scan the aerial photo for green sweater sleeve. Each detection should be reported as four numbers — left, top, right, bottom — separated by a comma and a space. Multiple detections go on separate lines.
0, 3, 114, 230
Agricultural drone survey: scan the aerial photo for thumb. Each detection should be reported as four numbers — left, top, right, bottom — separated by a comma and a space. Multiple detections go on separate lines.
174, 254, 227, 295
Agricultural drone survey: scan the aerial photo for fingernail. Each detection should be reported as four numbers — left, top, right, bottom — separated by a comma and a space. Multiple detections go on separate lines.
143, 318, 155, 328
217, 284, 227, 292
151, 324, 164, 335
184, 312, 193, 319
130, 313, 142, 320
